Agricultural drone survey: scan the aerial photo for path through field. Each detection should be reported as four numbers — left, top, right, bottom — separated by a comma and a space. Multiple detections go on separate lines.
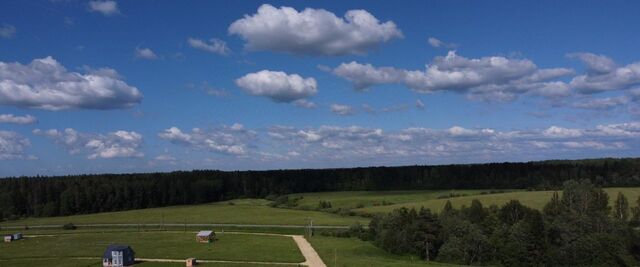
291, 235, 327, 267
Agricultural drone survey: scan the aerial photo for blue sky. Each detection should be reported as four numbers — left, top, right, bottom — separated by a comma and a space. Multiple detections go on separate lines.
1, 0, 639, 177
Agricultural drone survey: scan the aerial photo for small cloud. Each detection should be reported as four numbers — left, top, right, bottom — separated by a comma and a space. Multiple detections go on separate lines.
293, 99, 317, 109
236, 70, 317, 103
135, 47, 159, 60
188, 38, 231, 55
0, 114, 37, 125
428, 37, 456, 49
88, 0, 120, 16
416, 99, 425, 110
330, 104, 354, 116
0, 24, 16, 39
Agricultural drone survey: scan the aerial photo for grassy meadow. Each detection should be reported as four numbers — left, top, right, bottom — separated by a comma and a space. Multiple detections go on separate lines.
309, 236, 461, 267
0, 231, 304, 263
0, 199, 367, 227
285, 187, 640, 215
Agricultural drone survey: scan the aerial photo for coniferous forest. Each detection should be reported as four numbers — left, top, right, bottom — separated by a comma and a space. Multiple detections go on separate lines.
0, 158, 639, 220
356, 179, 640, 266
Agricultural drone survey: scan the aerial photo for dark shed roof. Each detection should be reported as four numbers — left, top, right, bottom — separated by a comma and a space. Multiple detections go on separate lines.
103, 244, 135, 259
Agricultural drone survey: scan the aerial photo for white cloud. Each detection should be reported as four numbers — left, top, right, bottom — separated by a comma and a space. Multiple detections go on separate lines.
135, 47, 159, 60
293, 99, 317, 109
88, 0, 120, 16
333, 51, 573, 101
428, 37, 456, 49
154, 154, 176, 161
236, 70, 317, 102
0, 114, 37, 124
34, 128, 143, 159
542, 126, 583, 138
572, 96, 630, 110
567, 52, 616, 74
187, 38, 230, 55
156, 122, 638, 166
228, 4, 402, 56
0, 57, 142, 110
416, 99, 425, 109
159, 124, 255, 156
330, 104, 354, 116
0, 131, 33, 160
569, 53, 640, 93
0, 24, 16, 39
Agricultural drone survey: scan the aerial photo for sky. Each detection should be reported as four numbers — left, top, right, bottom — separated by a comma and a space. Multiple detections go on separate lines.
0, 0, 639, 177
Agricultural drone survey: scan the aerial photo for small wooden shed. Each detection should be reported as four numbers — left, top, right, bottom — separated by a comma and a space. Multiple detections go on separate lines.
186, 258, 197, 266
196, 230, 215, 243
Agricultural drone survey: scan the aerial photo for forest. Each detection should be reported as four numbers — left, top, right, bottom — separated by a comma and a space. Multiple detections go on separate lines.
352, 179, 640, 266
0, 157, 639, 220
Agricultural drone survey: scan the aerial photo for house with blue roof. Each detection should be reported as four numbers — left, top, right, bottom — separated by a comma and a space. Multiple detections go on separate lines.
102, 244, 135, 267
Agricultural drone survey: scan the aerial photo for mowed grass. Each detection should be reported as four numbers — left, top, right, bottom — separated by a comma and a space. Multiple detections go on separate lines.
309, 236, 462, 267
0, 231, 304, 263
357, 187, 640, 214
0, 199, 367, 227
0, 259, 275, 267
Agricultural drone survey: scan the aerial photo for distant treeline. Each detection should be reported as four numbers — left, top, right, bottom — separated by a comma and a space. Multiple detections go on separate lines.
1, 157, 639, 219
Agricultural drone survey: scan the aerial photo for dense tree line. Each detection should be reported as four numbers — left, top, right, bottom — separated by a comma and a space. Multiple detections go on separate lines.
1, 157, 639, 220
364, 179, 640, 266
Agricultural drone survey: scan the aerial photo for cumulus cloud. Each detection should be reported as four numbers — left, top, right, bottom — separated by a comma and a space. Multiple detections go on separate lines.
236, 70, 317, 103
135, 47, 159, 60
569, 52, 640, 93
152, 122, 639, 166
0, 57, 142, 110
88, 0, 120, 16
333, 51, 573, 101
0, 131, 33, 160
330, 104, 354, 116
228, 4, 402, 56
0, 114, 37, 124
428, 37, 456, 49
159, 124, 256, 156
0, 24, 16, 39
34, 128, 143, 159
187, 38, 231, 55
268, 122, 638, 163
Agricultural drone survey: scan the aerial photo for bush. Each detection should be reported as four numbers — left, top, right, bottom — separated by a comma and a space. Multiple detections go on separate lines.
63, 223, 77, 230
318, 200, 332, 209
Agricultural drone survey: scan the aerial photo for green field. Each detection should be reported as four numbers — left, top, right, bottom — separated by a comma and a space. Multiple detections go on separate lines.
356, 187, 640, 214
309, 236, 461, 267
289, 189, 490, 210
284, 188, 640, 215
0, 231, 303, 264
0, 199, 367, 227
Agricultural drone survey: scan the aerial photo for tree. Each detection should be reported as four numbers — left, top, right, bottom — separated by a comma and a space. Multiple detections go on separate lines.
613, 192, 629, 221
438, 219, 492, 265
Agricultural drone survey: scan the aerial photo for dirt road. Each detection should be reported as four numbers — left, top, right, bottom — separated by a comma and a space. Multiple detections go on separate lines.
291, 235, 327, 267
